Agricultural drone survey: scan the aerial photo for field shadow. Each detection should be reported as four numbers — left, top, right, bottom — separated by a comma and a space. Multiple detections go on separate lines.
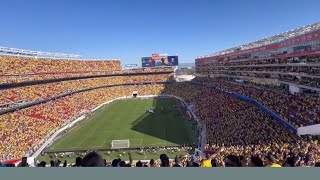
130, 84, 197, 147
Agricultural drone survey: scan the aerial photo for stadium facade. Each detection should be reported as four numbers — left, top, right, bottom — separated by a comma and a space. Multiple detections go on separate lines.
196, 22, 320, 96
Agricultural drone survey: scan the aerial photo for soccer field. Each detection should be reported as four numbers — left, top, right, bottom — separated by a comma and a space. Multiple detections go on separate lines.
46, 97, 195, 152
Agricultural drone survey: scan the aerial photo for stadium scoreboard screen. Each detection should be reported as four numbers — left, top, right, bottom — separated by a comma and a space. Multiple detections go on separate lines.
142, 53, 178, 67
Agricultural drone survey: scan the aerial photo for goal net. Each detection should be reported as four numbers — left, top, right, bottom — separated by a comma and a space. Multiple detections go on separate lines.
111, 139, 130, 149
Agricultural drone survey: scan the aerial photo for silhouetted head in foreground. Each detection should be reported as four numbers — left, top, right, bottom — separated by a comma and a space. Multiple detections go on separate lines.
119, 161, 126, 167
81, 152, 104, 167
111, 158, 121, 167
160, 154, 170, 167
249, 156, 264, 167
74, 157, 82, 167
225, 155, 241, 167
211, 159, 217, 167
38, 161, 47, 167
136, 161, 143, 167
149, 159, 155, 167
283, 157, 295, 167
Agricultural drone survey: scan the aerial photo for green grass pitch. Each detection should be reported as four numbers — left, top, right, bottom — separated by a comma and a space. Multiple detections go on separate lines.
46, 98, 195, 152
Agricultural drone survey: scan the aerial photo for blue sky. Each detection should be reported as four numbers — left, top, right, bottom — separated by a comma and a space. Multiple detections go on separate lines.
0, 0, 319, 65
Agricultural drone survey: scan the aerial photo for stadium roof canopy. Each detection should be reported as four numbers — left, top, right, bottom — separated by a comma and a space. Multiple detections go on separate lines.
0, 46, 120, 61
0, 46, 81, 59
198, 22, 320, 58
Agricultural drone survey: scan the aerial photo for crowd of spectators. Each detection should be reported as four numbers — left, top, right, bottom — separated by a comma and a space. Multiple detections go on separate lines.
0, 56, 174, 84
0, 74, 173, 110
1, 78, 320, 167
0, 84, 166, 161
0, 56, 175, 160
1, 54, 319, 167
204, 71, 320, 89
198, 56, 320, 67
208, 65, 319, 76
3, 149, 320, 167
300, 77, 320, 88
162, 82, 320, 167
0, 56, 121, 75
190, 77, 320, 127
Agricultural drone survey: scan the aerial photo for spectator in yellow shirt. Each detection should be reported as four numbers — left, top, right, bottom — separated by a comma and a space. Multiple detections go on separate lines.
266, 154, 281, 168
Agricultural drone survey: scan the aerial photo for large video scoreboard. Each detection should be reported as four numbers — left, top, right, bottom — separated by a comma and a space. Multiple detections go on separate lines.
142, 54, 179, 67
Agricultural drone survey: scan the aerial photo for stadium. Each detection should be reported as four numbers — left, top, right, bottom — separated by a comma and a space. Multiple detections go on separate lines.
1, 20, 320, 168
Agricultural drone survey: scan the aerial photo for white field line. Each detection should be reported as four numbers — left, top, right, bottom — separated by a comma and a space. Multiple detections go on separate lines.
163, 128, 167, 146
